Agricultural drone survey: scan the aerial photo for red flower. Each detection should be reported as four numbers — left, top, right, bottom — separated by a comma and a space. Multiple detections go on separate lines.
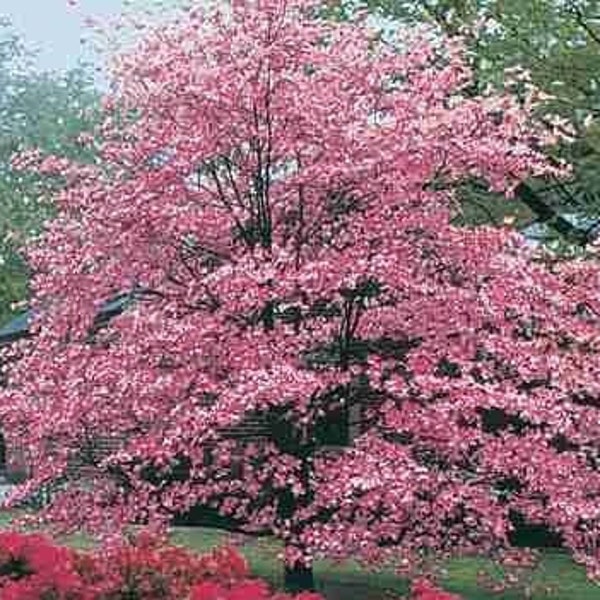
411, 578, 463, 600
191, 580, 229, 600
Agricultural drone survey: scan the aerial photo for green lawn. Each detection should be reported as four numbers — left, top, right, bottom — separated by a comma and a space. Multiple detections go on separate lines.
0, 511, 598, 599
169, 527, 600, 600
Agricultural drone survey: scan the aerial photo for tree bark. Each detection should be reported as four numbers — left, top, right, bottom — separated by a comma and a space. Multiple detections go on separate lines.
284, 561, 315, 592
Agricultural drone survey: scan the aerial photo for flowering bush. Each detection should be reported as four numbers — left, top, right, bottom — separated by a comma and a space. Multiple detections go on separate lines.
0, 531, 327, 599
190, 579, 325, 600
409, 578, 463, 600
84, 532, 206, 598
77, 533, 255, 598
0, 530, 471, 599
0, 531, 86, 599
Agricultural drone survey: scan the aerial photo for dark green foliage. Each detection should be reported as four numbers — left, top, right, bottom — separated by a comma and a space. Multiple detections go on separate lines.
0, 20, 100, 326
328, 1, 600, 251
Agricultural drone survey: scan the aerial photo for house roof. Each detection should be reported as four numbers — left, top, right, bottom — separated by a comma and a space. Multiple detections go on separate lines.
0, 312, 30, 344
0, 294, 133, 346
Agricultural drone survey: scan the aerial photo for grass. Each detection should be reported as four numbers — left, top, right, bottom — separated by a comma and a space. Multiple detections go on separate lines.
171, 527, 600, 599
441, 552, 599, 600
1, 510, 599, 599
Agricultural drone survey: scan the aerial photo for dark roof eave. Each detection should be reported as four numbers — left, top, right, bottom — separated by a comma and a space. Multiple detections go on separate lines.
0, 293, 134, 346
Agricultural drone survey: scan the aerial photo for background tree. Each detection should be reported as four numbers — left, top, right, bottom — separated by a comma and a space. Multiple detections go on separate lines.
1, 0, 599, 592
332, 0, 600, 250
0, 19, 100, 325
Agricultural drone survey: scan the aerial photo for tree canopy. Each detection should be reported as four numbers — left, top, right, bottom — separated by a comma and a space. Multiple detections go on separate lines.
1, 0, 599, 590
333, 0, 600, 249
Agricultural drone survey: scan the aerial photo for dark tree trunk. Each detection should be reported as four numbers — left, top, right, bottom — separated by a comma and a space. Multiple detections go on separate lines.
284, 561, 315, 592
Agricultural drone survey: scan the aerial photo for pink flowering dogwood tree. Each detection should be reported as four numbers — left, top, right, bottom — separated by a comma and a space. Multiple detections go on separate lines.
2, 0, 599, 590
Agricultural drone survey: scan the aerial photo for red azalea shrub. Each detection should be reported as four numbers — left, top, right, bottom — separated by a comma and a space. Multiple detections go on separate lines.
410, 578, 463, 600
85, 534, 203, 598
0, 531, 87, 599
91, 534, 326, 599
80, 533, 251, 598
0, 530, 470, 599
195, 544, 251, 582
190, 579, 326, 600
0, 531, 329, 599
